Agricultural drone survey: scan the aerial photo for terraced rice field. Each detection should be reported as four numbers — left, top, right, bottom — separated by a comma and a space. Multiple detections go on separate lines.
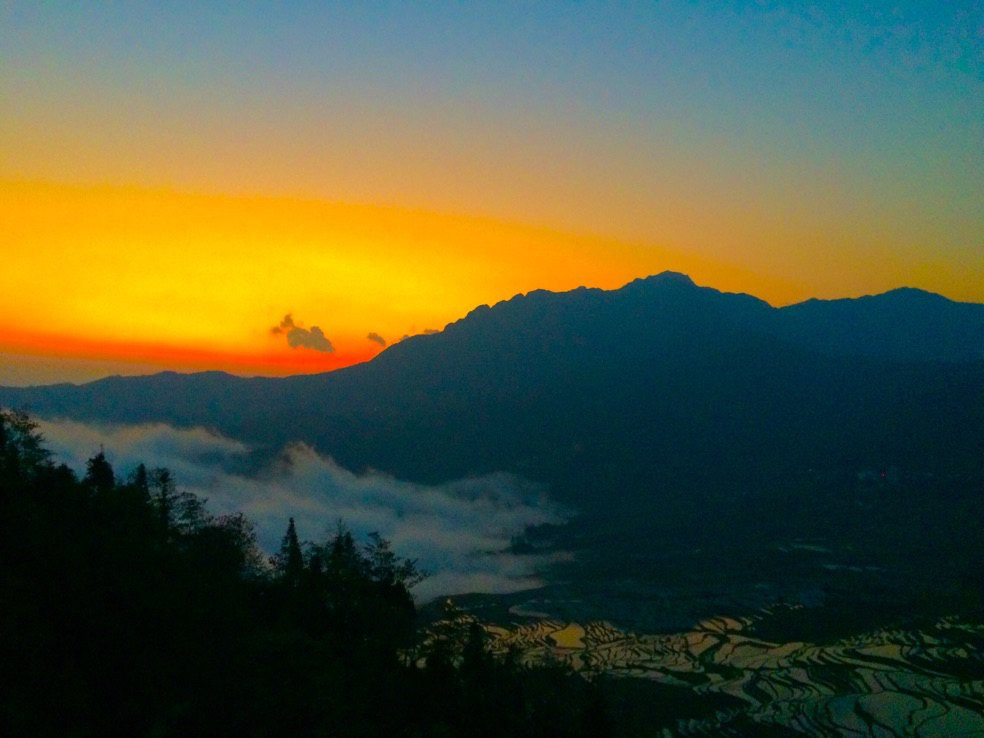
426, 605, 984, 736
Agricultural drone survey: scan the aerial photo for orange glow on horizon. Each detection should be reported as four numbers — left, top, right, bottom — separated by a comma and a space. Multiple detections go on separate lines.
2, 178, 979, 385
0, 324, 377, 378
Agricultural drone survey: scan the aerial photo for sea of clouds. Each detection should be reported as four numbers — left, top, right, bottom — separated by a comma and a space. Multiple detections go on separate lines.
37, 419, 569, 601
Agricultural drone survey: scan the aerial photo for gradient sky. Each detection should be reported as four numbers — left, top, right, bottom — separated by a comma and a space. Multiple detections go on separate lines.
2, 2, 981, 385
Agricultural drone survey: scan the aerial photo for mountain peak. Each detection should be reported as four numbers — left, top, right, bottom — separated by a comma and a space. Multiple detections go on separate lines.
879, 286, 951, 303
646, 271, 697, 287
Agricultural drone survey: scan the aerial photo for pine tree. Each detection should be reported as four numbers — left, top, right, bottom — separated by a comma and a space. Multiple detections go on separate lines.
84, 451, 115, 494
130, 463, 150, 499
149, 467, 174, 522
276, 517, 304, 584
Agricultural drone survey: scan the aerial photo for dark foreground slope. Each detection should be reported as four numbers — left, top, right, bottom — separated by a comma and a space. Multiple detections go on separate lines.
0, 411, 619, 738
2, 273, 982, 514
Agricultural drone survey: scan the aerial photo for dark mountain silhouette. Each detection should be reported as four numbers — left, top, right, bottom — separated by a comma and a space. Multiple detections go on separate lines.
771, 287, 984, 363
2, 273, 982, 512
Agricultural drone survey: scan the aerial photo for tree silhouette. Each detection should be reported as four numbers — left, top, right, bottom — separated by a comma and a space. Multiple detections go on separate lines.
275, 517, 304, 585
149, 466, 176, 531
129, 462, 150, 499
83, 450, 114, 493
0, 409, 50, 480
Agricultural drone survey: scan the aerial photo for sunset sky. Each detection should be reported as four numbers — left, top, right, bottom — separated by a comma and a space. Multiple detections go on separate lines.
2, 2, 981, 385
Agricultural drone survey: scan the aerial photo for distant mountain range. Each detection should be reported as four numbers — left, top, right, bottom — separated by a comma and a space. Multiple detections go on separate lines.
3, 273, 982, 510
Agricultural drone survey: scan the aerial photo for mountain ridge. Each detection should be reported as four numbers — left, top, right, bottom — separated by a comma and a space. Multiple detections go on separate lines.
1, 273, 981, 510
5, 273, 981, 392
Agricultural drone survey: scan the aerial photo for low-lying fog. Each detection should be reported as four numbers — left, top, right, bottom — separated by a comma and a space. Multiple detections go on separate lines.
38, 419, 570, 601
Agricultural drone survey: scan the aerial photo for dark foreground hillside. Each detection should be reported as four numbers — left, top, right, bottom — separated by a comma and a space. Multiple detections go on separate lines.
0, 410, 621, 738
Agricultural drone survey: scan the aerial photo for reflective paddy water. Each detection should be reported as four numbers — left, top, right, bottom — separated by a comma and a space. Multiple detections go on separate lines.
424, 604, 984, 737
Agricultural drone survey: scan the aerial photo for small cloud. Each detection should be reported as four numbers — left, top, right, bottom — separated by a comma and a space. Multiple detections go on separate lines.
271, 314, 334, 353
423, 328, 439, 335
271, 314, 295, 335
287, 325, 334, 353
366, 332, 386, 347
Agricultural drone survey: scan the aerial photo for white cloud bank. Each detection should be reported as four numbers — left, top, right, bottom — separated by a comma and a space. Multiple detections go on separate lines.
36, 419, 569, 601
